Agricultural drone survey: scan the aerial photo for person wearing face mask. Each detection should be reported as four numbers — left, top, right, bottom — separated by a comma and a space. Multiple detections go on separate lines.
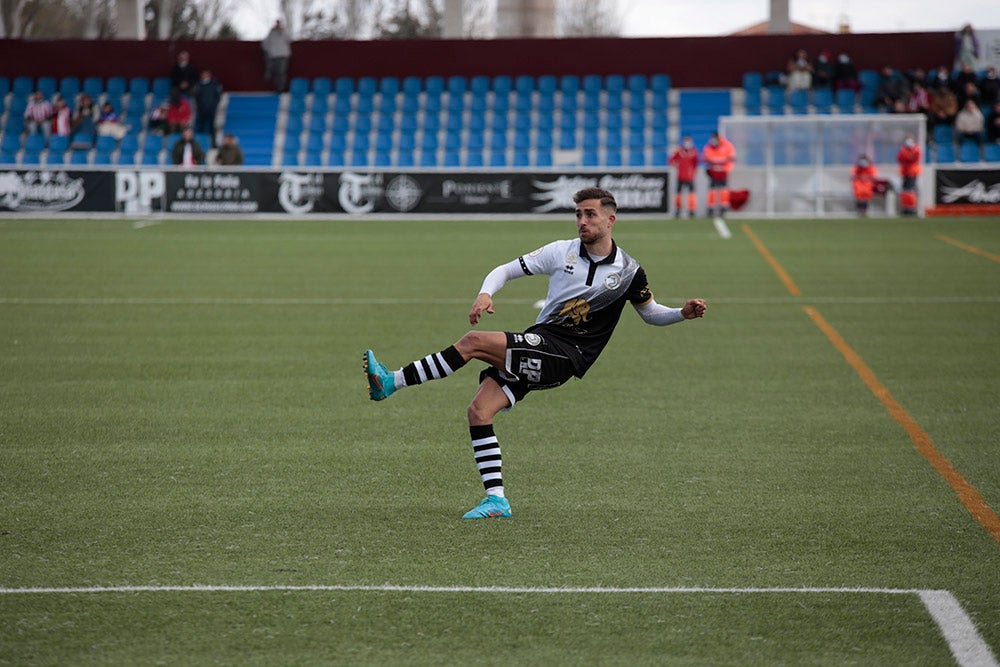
702, 132, 736, 218
786, 49, 813, 92
668, 136, 699, 218
851, 154, 878, 217
193, 70, 223, 147
896, 136, 922, 216
833, 52, 860, 92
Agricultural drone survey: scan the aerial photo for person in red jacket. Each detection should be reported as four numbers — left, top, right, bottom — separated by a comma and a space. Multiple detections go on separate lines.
669, 136, 699, 218
702, 132, 737, 218
166, 88, 193, 135
896, 135, 922, 216
851, 154, 878, 217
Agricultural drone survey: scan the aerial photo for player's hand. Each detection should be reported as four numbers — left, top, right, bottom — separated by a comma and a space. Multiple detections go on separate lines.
681, 298, 707, 319
469, 293, 494, 326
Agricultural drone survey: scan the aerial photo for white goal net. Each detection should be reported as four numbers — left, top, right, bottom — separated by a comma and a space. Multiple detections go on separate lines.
718, 114, 928, 217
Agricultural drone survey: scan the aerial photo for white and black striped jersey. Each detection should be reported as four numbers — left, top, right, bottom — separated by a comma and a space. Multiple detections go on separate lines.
518, 238, 652, 376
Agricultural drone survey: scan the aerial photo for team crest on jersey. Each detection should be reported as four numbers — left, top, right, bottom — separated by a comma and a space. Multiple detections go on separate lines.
559, 298, 591, 324
524, 333, 542, 346
604, 273, 621, 290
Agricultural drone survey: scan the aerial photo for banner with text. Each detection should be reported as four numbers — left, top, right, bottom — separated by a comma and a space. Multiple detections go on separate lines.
0, 168, 670, 215
934, 168, 1000, 207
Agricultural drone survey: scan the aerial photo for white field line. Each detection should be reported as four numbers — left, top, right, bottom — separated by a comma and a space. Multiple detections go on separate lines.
1, 585, 994, 665
1, 296, 999, 306
713, 216, 733, 239
920, 590, 1000, 667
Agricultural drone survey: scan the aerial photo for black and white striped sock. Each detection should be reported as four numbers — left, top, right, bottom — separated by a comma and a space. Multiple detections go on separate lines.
470, 424, 504, 498
398, 345, 467, 388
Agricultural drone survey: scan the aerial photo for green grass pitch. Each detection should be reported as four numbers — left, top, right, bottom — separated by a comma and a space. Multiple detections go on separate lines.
1, 215, 998, 665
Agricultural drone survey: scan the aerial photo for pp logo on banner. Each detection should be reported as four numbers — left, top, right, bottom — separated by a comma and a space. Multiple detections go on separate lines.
116, 171, 166, 213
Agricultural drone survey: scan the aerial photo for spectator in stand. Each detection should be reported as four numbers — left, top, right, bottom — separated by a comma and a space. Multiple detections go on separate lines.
927, 66, 951, 91
668, 136, 698, 218
956, 81, 982, 109
170, 50, 198, 95
24, 91, 54, 138
986, 102, 1000, 144
166, 88, 193, 134
70, 94, 96, 147
50, 96, 72, 138
832, 52, 860, 91
851, 154, 878, 217
702, 132, 736, 218
193, 70, 223, 147
215, 133, 244, 166
952, 63, 980, 97
813, 51, 834, 89
785, 49, 812, 91
876, 66, 910, 112
896, 135, 921, 216
953, 23, 980, 71
171, 126, 205, 167
96, 101, 127, 140
955, 99, 985, 147
980, 67, 999, 106
907, 68, 928, 89
148, 100, 170, 134
906, 81, 930, 115
262, 19, 292, 93
928, 84, 959, 129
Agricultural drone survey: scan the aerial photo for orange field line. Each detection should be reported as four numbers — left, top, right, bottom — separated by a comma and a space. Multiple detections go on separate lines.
741, 225, 801, 296
804, 306, 1000, 546
936, 235, 1000, 264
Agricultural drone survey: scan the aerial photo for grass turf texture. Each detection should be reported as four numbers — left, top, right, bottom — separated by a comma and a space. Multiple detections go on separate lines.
0, 216, 998, 665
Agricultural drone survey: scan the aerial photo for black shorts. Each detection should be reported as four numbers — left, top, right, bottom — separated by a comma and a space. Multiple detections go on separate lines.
707, 171, 728, 187
677, 180, 694, 192
479, 331, 579, 407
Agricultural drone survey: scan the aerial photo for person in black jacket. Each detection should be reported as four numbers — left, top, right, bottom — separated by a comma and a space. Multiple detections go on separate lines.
193, 70, 223, 147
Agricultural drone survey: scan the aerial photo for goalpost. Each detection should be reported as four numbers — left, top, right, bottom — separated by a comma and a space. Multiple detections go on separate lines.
718, 114, 928, 218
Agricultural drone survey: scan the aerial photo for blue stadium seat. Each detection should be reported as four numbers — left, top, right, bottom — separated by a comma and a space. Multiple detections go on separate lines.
766, 85, 785, 114
289, 77, 309, 97
446, 76, 466, 96
835, 89, 856, 113
327, 151, 345, 167
69, 148, 90, 165
934, 143, 956, 162
312, 77, 332, 96
444, 150, 461, 167
47, 135, 69, 158
466, 151, 484, 167
1, 133, 22, 153
24, 133, 46, 154
37, 76, 57, 98
535, 150, 552, 167
0, 76, 10, 98
470, 75, 490, 95
151, 77, 172, 99
105, 77, 126, 98
582, 74, 602, 95
650, 74, 671, 94
21, 151, 42, 165
813, 87, 833, 114
560, 75, 580, 97
512, 150, 530, 167
425, 76, 445, 95
128, 77, 150, 97
958, 141, 982, 162
13, 76, 34, 96
789, 89, 809, 114
379, 77, 400, 97
628, 150, 646, 167
334, 77, 354, 96
582, 149, 600, 166
492, 75, 512, 95
984, 142, 1000, 162
743, 88, 762, 115
742, 72, 763, 91
489, 151, 507, 167
350, 149, 369, 166
402, 76, 422, 95
59, 77, 81, 100
397, 151, 415, 167
80, 76, 102, 100
419, 150, 438, 167
932, 124, 955, 145
515, 75, 534, 94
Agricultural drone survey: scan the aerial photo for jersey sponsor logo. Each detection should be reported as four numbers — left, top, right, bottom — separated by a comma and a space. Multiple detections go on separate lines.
524, 333, 542, 346
528, 247, 544, 257
604, 273, 621, 290
518, 356, 543, 383
558, 298, 591, 324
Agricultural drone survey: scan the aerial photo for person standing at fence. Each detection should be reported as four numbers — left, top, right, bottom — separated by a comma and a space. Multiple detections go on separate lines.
851, 154, 878, 217
702, 132, 736, 219
896, 136, 922, 216
262, 20, 292, 94
669, 136, 699, 218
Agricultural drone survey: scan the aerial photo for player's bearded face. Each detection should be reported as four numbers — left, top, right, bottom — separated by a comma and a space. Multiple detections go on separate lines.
575, 200, 613, 244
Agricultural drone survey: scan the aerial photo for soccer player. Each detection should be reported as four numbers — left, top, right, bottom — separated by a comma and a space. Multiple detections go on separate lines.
669, 136, 699, 218
702, 132, 736, 218
364, 187, 707, 520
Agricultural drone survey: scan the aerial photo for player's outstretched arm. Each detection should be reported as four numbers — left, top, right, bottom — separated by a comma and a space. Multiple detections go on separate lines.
469, 293, 494, 326
681, 298, 707, 319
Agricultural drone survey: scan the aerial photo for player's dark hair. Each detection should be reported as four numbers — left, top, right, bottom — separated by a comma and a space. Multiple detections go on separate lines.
573, 187, 617, 212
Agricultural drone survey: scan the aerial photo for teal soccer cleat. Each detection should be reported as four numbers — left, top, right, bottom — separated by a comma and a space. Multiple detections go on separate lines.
462, 495, 512, 520
363, 349, 396, 401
